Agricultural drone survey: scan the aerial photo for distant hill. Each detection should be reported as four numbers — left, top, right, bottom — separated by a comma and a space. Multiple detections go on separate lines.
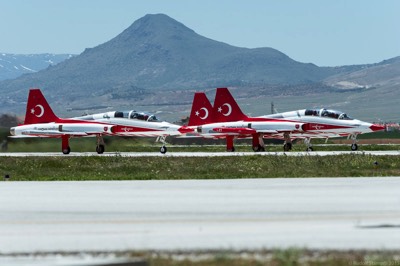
0, 14, 343, 101
0, 14, 398, 121
318, 57, 400, 121
324, 56, 400, 90
0, 53, 73, 81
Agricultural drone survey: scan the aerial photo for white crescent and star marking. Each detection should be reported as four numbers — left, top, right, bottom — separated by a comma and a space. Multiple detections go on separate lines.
199, 107, 209, 119
195, 107, 209, 120
218, 103, 232, 116
31, 104, 45, 118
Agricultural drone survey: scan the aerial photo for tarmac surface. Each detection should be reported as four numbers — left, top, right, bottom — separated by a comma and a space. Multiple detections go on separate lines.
1, 177, 399, 254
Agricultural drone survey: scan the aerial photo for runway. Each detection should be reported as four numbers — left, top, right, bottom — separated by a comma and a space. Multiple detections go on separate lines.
0, 150, 399, 157
0, 177, 399, 255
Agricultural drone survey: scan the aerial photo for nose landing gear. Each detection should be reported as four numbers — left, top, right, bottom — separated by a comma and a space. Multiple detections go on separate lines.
351, 143, 358, 151
305, 138, 313, 152
158, 135, 168, 154
350, 134, 358, 151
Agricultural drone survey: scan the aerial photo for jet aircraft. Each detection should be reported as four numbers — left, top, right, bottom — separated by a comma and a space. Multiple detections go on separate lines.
213, 88, 385, 151
10, 89, 114, 154
181, 91, 308, 152
74, 108, 184, 154
10, 89, 184, 154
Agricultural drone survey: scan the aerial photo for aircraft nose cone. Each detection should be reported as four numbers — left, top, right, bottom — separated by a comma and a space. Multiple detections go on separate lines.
370, 124, 385, 132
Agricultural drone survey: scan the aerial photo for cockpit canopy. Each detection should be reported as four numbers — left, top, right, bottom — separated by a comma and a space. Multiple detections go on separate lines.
112, 110, 159, 122
77, 110, 159, 122
305, 109, 352, 120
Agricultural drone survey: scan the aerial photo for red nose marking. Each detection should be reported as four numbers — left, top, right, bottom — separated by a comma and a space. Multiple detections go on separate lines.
369, 124, 385, 132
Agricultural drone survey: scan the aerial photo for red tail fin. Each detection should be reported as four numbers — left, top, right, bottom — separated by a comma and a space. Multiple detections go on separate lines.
213, 88, 248, 122
188, 92, 214, 126
24, 88, 59, 124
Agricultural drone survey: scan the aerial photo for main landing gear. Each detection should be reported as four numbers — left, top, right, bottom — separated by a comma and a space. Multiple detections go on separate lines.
62, 146, 71, 155
60, 134, 106, 155
283, 132, 292, 152
96, 134, 105, 154
252, 133, 266, 152
226, 136, 235, 152
253, 145, 265, 152
62, 135, 71, 154
283, 143, 292, 151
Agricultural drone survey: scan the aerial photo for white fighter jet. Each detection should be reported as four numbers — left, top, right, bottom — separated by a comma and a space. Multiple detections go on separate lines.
10, 89, 184, 154
179, 91, 308, 152
213, 88, 385, 151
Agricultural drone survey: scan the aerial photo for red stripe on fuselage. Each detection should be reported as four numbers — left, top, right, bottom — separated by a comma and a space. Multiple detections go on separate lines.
111, 125, 161, 134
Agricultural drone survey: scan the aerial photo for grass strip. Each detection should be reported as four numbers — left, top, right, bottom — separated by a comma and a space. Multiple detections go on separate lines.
5, 249, 398, 266
144, 248, 400, 266
0, 154, 399, 181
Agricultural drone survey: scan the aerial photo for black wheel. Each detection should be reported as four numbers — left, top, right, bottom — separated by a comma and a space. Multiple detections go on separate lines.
351, 143, 358, 151
306, 147, 314, 152
160, 146, 167, 154
96, 144, 105, 154
283, 143, 292, 151
62, 146, 71, 155
253, 145, 265, 152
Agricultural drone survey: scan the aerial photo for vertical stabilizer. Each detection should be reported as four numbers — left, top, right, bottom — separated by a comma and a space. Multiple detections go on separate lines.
24, 88, 59, 124
187, 92, 214, 126
213, 88, 248, 122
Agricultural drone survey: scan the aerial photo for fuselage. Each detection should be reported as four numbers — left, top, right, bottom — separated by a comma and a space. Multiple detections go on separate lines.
10, 122, 114, 138
260, 108, 384, 138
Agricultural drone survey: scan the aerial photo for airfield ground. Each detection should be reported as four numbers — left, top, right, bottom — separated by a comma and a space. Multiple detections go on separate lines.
0, 129, 399, 265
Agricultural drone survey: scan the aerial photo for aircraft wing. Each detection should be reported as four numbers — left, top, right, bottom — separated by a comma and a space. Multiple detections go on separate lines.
9, 135, 40, 138
213, 127, 286, 135
254, 130, 280, 134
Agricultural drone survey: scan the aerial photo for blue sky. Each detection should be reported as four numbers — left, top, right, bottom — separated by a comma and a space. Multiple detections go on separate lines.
1, 0, 399, 66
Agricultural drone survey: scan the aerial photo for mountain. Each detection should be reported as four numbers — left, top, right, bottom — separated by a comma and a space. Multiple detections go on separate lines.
0, 53, 73, 81
0, 14, 339, 101
0, 14, 398, 121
